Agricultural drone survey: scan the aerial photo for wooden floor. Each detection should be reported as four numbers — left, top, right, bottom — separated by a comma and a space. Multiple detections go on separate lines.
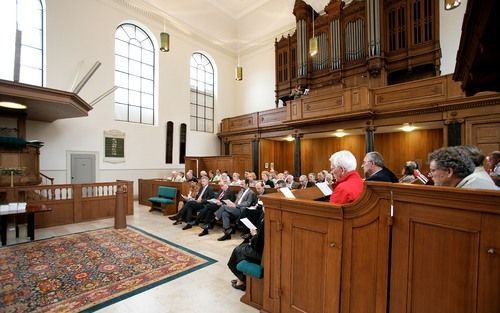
4, 202, 258, 313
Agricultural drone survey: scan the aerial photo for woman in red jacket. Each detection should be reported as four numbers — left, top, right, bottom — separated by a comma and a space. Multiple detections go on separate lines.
329, 150, 364, 204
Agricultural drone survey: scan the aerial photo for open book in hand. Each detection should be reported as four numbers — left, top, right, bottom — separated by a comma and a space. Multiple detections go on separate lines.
240, 217, 257, 231
315, 182, 333, 196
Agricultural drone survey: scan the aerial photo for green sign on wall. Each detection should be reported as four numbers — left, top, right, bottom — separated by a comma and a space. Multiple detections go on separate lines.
105, 137, 124, 158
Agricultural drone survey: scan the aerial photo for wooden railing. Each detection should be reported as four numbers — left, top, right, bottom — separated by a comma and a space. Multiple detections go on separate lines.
0, 180, 134, 228
39, 172, 55, 185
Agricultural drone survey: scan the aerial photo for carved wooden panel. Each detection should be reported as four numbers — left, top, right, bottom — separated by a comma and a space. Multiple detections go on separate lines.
374, 78, 445, 112
221, 113, 258, 133
231, 142, 252, 155
259, 107, 287, 128
478, 214, 500, 313
281, 212, 341, 313
470, 120, 500, 155
390, 204, 482, 313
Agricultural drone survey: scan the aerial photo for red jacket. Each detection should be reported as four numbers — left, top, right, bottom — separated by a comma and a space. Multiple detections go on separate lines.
329, 171, 364, 204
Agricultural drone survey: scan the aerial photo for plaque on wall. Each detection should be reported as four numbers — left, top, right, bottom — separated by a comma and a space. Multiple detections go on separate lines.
104, 130, 125, 163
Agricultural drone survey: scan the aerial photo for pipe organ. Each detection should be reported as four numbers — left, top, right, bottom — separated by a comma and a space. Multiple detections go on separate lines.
275, 0, 440, 104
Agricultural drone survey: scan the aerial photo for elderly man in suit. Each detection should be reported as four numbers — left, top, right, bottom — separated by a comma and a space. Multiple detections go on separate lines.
197, 180, 236, 236
173, 176, 214, 230
215, 178, 256, 241
362, 151, 398, 182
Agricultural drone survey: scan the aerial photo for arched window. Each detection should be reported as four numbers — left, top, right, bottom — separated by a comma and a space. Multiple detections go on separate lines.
190, 53, 214, 133
114, 23, 155, 125
0, 0, 44, 86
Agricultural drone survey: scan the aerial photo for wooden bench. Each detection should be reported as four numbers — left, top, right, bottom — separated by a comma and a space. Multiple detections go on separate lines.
148, 186, 177, 215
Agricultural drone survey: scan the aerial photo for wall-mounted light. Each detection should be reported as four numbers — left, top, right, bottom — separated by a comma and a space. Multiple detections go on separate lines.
444, 0, 461, 10
334, 129, 347, 137
400, 123, 416, 132
0, 101, 26, 109
285, 135, 294, 142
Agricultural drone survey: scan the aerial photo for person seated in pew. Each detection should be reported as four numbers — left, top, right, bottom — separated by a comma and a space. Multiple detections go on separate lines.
456, 146, 498, 190
261, 171, 274, 188
172, 176, 214, 228
231, 172, 242, 185
399, 161, 419, 183
239, 182, 266, 240
487, 151, 500, 187
168, 181, 199, 220
227, 206, 264, 291
325, 173, 334, 186
362, 151, 398, 182
185, 170, 198, 183
197, 180, 236, 237
174, 171, 185, 182
316, 171, 325, 183
329, 150, 364, 204
427, 146, 476, 187
307, 172, 316, 185
274, 179, 286, 189
298, 175, 315, 189
215, 179, 257, 241
285, 174, 300, 189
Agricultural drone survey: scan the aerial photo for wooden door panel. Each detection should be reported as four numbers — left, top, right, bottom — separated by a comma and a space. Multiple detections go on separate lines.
478, 214, 500, 313
282, 212, 341, 313
408, 221, 479, 313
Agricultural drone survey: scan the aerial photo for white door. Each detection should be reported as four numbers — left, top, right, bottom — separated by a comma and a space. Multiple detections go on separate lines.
71, 154, 96, 184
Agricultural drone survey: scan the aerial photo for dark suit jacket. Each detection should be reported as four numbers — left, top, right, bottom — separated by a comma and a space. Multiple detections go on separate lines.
196, 185, 215, 204
218, 188, 236, 202
366, 167, 398, 183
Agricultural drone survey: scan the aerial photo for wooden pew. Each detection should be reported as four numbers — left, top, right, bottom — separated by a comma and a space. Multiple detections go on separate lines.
243, 183, 500, 313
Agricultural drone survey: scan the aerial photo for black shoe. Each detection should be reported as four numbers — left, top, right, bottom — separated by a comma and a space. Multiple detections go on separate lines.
168, 215, 177, 221
217, 233, 231, 241
198, 229, 209, 237
232, 283, 246, 291
182, 224, 192, 230
173, 220, 182, 225
231, 279, 238, 285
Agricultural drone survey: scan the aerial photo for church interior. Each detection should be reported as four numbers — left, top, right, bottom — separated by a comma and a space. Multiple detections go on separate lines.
0, 0, 499, 312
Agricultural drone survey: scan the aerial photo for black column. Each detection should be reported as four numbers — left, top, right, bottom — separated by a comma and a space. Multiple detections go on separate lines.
447, 121, 462, 146
224, 140, 230, 156
365, 126, 375, 153
252, 138, 260, 175
294, 134, 302, 178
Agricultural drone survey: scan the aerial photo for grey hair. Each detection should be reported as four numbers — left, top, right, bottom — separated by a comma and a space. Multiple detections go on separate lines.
366, 151, 385, 167
458, 145, 484, 167
428, 146, 475, 179
329, 150, 357, 172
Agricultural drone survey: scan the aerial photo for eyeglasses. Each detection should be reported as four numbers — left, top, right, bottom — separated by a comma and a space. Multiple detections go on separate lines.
362, 160, 372, 167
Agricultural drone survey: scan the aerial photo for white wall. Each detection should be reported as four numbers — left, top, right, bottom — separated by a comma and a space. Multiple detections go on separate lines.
28, 0, 238, 195
439, 0, 468, 75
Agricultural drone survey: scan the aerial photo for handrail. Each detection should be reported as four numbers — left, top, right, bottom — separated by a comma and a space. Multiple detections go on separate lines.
39, 172, 54, 185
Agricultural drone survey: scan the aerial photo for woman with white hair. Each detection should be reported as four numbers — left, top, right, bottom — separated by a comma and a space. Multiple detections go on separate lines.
329, 150, 364, 204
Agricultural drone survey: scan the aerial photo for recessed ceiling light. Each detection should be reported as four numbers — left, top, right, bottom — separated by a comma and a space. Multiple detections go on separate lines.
0, 101, 27, 109
334, 129, 347, 137
400, 123, 416, 132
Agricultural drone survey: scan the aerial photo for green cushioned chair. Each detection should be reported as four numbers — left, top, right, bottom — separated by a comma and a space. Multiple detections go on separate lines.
236, 260, 263, 279
148, 186, 177, 215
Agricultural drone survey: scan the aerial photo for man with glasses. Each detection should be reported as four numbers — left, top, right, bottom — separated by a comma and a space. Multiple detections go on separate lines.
362, 151, 398, 182
329, 150, 364, 204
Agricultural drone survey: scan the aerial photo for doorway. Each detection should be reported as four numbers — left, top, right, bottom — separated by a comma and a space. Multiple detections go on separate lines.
70, 153, 96, 184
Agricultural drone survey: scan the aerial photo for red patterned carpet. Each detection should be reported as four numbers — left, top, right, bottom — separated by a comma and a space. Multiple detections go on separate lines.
0, 226, 215, 312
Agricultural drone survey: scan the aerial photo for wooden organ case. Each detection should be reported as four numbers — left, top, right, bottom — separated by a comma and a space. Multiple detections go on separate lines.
275, 0, 441, 104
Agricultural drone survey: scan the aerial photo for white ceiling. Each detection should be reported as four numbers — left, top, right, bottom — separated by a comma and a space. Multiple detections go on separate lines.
131, 0, 335, 53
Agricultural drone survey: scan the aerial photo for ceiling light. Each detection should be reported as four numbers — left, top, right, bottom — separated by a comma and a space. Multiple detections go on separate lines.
285, 135, 294, 142
0, 101, 27, 109
334, 129, 347, 137
160, 32, 170, 52
444, 0, 461, 10
400, 123, 416, 132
